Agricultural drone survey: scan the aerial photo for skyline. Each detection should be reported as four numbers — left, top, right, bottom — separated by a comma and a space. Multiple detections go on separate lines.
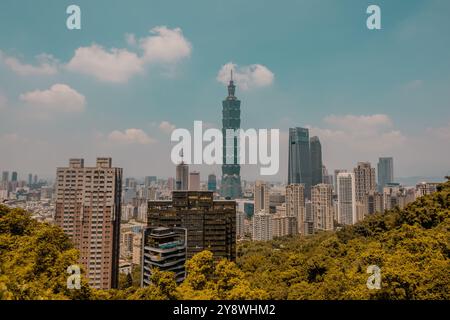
1, 0, 450, 181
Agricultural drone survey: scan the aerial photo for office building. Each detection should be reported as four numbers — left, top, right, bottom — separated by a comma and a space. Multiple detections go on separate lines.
310, 136, 323, 187
337, 172, 356, 225
221, 72, 242, 199
286, 184, 305, 235
236, 210, 246, 240
175, 158, 189, 191
11, 171, 18, 182
288, 127, 312, 199
311, 184, 334, 231
55, 157, 122, 289
252, 211, 273, 241
147, 191, 236, 261
377, 157, 394, 192
1, 171, 9, 182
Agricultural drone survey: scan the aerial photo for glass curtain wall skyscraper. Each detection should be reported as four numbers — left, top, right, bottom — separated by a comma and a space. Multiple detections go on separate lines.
377, 157, 394, 192
288, 127, 312, 199
221, 72, 242, 199
310, 136, 323, 187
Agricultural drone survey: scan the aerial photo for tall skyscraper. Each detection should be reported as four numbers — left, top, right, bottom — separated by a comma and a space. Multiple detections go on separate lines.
310, 136, 323, 187
288, 127, 312, 199
175, 153, 189, 191
147, 191, 236, 261
377, 157, 394, 192
188, 171, 200, 191
55, 158, 122, 289
1, 171, 9, 182
28, 173, 32, 186
353, 162, 376, 202
311, 184, 334, 231
221, 72, 242, 199
333, 169, 347, 194
286, 184, 306, 235
11, 171, 18, 182
254, 180, 270, 214
207, 174, 217, 192
337, 172, 356, 225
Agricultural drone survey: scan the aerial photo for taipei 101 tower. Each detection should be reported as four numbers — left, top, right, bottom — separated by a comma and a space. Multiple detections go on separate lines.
221, 71, 242, 199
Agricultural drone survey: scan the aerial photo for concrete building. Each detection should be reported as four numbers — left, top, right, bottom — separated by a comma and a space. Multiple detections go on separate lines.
55, 158, 122, 289
337, 172, 357, 225
288, 127, 312, 199
252, 211, 273, 241
189, 171, 200, 191
147, 191, 236, 261
141, 227, 187, 285
311, 184, 334, 231
254, 180, 270, 214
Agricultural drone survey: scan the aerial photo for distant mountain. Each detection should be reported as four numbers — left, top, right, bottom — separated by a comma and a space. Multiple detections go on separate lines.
395, 176, 446, 187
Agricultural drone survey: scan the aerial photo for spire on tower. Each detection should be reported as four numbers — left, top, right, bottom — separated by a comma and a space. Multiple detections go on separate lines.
227, 69, 236, 98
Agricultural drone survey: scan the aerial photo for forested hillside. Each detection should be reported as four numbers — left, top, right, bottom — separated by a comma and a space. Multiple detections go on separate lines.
1, 179, 449, 300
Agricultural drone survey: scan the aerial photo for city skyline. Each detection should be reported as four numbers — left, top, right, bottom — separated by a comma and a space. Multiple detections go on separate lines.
1, 0, 450, 181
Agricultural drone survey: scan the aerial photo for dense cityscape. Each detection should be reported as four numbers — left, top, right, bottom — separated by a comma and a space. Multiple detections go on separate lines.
0, 78, 444, 290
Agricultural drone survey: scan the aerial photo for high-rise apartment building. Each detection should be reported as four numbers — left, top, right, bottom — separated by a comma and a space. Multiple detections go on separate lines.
288, 127, 312, 199
236, 210, 246, 240
377, 157, 394, 192
354, 162, 376, 202
286, 184, 305, 235
147, 191, 236, 261
252, 211, 273, 241
337, 172, 356, 225
221, 72, 242, 199
141, 227, 187, 285
188, 171, 200, 191
311, 184, 334, 231
254, 180, 270, 214
55, 158, 122, 289
310, 136, 323, 187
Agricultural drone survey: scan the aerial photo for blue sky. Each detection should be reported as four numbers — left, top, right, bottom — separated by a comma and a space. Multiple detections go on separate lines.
0, 0, 449, 181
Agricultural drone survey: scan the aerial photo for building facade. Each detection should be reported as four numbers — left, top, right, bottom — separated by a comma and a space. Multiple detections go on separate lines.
55, 158, 122, 289
221, 73, 242, 199
286, 184, 305, 235
310, 136, 323, 187
337, 172, 356, 226
311, 184, 334, 231
288, 127, 312, 199
147, 191, 236, 261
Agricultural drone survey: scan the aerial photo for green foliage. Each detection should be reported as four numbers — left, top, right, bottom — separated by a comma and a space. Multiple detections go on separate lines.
0, 179, 449, 300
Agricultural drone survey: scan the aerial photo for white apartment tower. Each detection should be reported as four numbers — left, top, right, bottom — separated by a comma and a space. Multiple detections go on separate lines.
337, 172, 357, 225
311, 183, 334, 231
252, 211, 273, 241
286, 184, 306, 235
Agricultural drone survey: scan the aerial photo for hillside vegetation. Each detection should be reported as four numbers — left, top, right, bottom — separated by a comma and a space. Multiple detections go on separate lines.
1, 180, 449, 300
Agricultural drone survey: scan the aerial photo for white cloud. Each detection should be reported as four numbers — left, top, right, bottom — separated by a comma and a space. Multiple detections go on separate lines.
159, 121, 176, 134
66, 44, 144, 83
403, 79, 424, 91
139, 26, 192, 63
427, 122, 450, 140
217, 62, 274, 90
108, 128, 155, 145
19, 84, 86, 113
66, 26, 192, 83
0, 51, 58, 76
306, 114, 407, 170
